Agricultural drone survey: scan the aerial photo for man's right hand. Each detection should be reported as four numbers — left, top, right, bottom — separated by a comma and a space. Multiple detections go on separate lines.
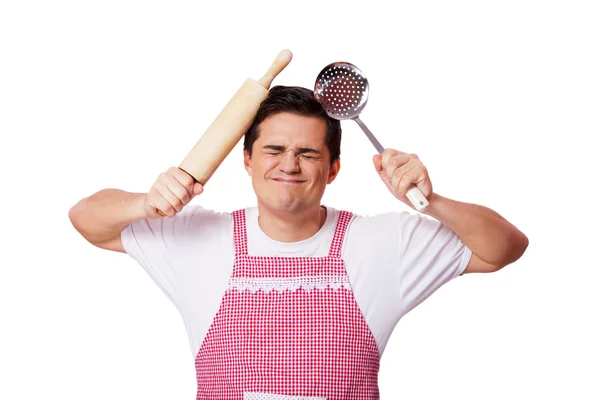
144, 167, 204, 218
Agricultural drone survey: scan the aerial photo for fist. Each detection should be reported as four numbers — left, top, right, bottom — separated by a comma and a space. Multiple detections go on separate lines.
373, 149, 433, 208
144, 167, 203, 218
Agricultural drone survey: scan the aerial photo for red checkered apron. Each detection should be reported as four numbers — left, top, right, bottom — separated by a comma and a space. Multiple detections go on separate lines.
195, 209, 380, 399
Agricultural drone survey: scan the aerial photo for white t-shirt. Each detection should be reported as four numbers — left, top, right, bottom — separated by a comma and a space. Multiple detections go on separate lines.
121, 205, 472, 359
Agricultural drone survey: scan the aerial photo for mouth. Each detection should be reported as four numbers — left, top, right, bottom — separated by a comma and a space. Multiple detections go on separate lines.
272, 178, 306, 185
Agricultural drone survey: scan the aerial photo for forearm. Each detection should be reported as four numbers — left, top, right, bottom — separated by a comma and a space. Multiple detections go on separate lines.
69, 189, 147, 245
423, 193, 528, 267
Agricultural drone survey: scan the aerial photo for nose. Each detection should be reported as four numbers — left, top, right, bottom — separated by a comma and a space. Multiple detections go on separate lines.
279, 149, 301, 174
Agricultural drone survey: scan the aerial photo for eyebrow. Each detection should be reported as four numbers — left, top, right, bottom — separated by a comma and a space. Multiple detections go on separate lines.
262, 145, 321, 155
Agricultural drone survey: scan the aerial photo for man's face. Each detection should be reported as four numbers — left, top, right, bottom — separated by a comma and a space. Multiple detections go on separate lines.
244, 112, 340, 214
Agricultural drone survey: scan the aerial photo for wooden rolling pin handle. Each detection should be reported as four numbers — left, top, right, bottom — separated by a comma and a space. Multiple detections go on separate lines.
257, 49, 293, 89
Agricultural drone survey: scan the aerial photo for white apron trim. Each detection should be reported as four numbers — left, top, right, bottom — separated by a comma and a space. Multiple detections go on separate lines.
228, 275, 351, 294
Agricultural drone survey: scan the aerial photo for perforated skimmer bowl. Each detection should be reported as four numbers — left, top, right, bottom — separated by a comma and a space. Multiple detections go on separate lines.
314, 62, 384, 154
313, 61, 429, 211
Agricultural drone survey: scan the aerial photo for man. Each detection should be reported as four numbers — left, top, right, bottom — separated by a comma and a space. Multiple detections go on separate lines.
69, 85, 528, 399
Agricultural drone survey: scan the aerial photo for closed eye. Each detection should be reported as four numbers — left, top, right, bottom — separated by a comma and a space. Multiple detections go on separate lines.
263, 145, 284, 155
262, 145, 322, 159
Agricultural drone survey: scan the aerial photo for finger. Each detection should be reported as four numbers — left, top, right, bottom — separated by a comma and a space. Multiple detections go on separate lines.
150, 182, 181, 215
397, 174, 415, 197
381, 149, 396, 167
386, 154, 411, 181
381, 149, 406, 169
150, 194, 176, 218
397, 168, 428, 197
391, 162, 417, 193
166, 179, 191, 206
145, 205, 163, 219
169, 167, 195, 196
160, 186, 184, 213
387, 153, 421, 180
192, 182, 204, 196
373, 154, 384, 173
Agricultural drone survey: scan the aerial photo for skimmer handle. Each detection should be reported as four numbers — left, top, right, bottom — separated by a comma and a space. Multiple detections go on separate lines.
352, 116, 429, 211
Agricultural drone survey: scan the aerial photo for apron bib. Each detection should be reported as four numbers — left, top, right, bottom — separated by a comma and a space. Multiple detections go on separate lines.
195, 209, 380, 399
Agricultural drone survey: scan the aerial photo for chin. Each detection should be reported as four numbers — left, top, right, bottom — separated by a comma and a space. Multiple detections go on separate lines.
274, 199, 303, 212
262, 195, 306, 213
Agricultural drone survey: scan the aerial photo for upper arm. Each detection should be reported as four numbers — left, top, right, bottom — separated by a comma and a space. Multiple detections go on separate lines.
461, 252, 501, 274
94, 233, 126, 253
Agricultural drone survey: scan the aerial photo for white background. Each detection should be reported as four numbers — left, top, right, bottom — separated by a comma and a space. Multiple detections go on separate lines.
1, 0, 599, 399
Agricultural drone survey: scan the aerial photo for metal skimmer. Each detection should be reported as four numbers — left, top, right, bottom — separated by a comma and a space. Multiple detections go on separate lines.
314, 62, 384, 154
313, 61, 429, 211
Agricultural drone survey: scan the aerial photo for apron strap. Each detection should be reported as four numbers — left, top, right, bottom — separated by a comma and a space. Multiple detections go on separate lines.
328, 210, 353, 259
233, 208, 353, 259
232, 209, 248, 256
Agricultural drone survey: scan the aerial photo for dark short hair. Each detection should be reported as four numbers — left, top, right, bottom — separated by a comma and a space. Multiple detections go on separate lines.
243, 85, 341, 165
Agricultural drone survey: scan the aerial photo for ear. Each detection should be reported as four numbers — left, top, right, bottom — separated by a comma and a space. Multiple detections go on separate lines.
243, 149, 252, 176
327, 159, 341, 184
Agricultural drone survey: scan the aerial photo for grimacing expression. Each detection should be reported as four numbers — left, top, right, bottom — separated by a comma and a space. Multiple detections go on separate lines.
244, 112, 340, 213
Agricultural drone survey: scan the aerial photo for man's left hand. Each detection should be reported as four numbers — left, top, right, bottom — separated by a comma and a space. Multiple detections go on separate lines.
373, 149, 433, 208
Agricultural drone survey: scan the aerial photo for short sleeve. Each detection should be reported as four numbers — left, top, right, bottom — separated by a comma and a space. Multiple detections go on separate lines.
120, 205, 225, 306
396, 212, 472, 316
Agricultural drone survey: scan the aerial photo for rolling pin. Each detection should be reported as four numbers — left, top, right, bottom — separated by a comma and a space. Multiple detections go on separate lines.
157, 49, 293, 215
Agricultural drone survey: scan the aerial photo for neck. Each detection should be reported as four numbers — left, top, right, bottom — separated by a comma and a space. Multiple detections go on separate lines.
257, 203, 327, 243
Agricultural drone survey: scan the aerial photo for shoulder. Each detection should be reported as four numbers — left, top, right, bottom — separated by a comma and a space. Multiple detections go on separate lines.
181, 204, 233, 228
341, 208, 450, 250
333, 208, 402, 251
343, 209, 424, 234
123, 204, 234, 243
121, 204, 238, 263
173, 205, 235, 243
